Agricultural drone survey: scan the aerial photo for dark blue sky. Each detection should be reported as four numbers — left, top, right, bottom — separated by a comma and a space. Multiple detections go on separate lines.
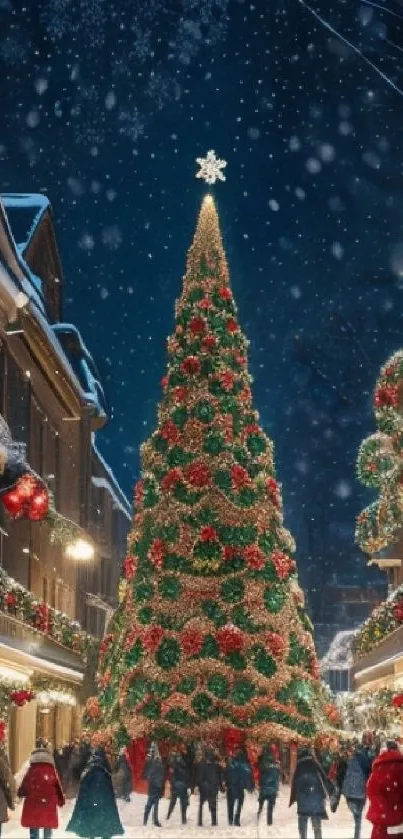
1, 0, 402, 603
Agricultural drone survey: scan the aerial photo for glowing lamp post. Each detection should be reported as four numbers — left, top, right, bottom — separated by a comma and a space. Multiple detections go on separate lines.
65, 538, 94, 562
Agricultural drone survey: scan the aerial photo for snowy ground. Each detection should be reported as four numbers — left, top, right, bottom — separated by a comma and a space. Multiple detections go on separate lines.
2, 787, 371, 838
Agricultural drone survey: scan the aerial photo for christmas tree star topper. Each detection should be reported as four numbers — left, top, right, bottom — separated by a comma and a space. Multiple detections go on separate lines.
196, 149, 227, 185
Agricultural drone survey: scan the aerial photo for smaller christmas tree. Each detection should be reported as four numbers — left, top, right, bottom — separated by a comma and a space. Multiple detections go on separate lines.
356, 349, 403, 555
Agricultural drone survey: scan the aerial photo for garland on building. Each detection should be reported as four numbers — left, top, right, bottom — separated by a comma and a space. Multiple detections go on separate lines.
0, 566, 94, 661
339, 687, 402, 735
356, 350, 403, 555
353, 583, 403, 658
87, 194, 322, 749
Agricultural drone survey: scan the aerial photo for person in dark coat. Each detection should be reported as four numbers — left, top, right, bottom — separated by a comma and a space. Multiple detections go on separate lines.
143, 742, 165, 827
195, 745, 223, 827
342, 740, 373, 839
166, 745, 190, 825
18, 743, 65, 839
257, 745, 281, 825
66, 747, 123, 839
113, 747, 133, 802
367, 741, 403, 839
0, 746, 15, 837
289, 747, 334, 839
226, 746, 254, 826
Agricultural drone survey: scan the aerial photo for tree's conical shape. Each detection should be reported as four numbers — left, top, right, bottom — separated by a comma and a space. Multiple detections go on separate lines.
91, 195, 320, 747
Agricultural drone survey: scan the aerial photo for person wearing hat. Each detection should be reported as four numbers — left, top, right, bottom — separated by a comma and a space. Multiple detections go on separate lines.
18, 741, 65, 839
289, 747, 334, 839
367, 740, 403, 839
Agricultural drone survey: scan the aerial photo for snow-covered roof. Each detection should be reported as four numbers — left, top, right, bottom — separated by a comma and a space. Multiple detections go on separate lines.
52, 324, 107, 419
321, 630, 356, 671
1, 194, 50, 255
91, 441, 131, 521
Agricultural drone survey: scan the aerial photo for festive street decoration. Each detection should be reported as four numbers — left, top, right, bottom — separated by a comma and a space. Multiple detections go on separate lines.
356, 350, 403, 554
353, 583, 403, 658
91, 194, 321, 747
0, 566, 94, 661
195, 150, 227, 185
339, 688, 402, 735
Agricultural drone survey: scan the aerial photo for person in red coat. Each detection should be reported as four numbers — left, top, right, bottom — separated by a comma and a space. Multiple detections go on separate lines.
18, 742, 65, 839
367, 741, 403, 839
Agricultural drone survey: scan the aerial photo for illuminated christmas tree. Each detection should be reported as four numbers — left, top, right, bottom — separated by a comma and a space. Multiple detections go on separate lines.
356, 349, 403, 556
91, 158, 320, 747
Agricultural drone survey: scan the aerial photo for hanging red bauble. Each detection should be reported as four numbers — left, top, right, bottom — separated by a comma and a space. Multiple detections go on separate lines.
218, 287, 232, 301
123, 554, 137, 580
27, 484, 49, 521
173, 386, 189, 403
1, 488, 24, 519
134, 479, 144, 507
160, 420, 180, 445
181, 356, 201, 376
218, 370, 235, 392
265, 632, 285, 658
393, 694, 403, 708
148, 539, 166, 569
226, 317, 238, 334
181, 628, 204, 656
197, 297, 212, 311
244, 545, 265, 570
200, 526, 218, 542
142, 625, 164, 653
231, 464, 251, 490
161, 468, 182, 492
216, 624, 244, 655
202, 335, 217, 352
5, 593, 16, 610
189, 316, 206, 336
271, 550, 296, 580
184, 461, 211, 488
374, 384, 398, 409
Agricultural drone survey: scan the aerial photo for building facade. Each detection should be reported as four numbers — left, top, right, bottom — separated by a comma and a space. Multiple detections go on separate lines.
0, 194, 130, 769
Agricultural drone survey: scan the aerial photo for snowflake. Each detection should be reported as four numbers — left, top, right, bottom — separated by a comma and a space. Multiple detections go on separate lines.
118, 107, 145, 142
195, 149, 227, 185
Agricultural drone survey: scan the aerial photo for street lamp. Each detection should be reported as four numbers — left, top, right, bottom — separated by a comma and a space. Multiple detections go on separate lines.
65, 538, 94, 561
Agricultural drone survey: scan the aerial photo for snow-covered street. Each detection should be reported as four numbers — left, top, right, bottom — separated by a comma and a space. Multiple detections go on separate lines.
2, 787, 371, 838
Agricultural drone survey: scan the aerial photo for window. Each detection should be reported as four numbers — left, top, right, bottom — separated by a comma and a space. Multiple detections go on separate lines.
5, 353, 29, 448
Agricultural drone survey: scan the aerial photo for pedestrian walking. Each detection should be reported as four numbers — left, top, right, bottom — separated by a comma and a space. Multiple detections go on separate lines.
166, 745, 190, 825
257, 745, 281, 826
195, 745, 223, 827
113, 747, 133, 802
66, 746, 123, 839
342, 739, 372, 839
18, 741, 65, 839
289, 747, 334, 839
0, 745, 15, 837
367, 740, 403, 839
143, 742, 165, 827
226, 746, 254, 826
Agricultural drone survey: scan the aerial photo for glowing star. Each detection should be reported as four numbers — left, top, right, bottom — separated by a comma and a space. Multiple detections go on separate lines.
195, 149, 227, 185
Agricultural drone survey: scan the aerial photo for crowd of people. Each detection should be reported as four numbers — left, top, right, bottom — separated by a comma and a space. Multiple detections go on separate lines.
0, 732, 399, 837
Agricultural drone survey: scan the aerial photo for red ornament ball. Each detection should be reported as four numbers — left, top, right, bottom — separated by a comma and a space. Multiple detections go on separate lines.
161, 468, 182, 492
244, 545, 265, 570
1, 487, 24, 519
184, 461, 211, 488
27, 483, 49, 521
200, 525, 218, 543
142, 625, 164, 653
231, 464, 251, 490
160, 420, 180, 445
374, 384, 398, 409
202, 335, 217, 352
148, 539, 166, 569
393, 598, 403, 623
216, 624, 244, 655
226, 317, 238, 334
181, 628, 204, 656
181, 356, 201, 376
218, 287, 232, 301
265, 632, 286, 658
189, 316, 206, 335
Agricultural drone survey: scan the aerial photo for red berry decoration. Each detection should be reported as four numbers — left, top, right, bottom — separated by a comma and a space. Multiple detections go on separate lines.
231, 464, 251, 490
142, 626, 164, 653
184, 461, 211, 488
200, 526, 218, 542
265, 632, 285, 658
216, 624, 244, 655
202, 335, 217, 352
393, 694, 403, 708
226, 317, 238, 334
189, 316, 206, 335
393, 598, 403, 623
271, 550, 296, 580
244, 545, 265, 570
218, 370, 235, 392
218, 286, 232, 301
161, 468, 182, 492
5, 593, 16, 610
173, 386, 188, 403
197, 297, 212, 311
160, 420, 180, 445
148, 539, 166, 569
181, 628, 204, 656
374, 384, 398, 408
181, 356, 201, 376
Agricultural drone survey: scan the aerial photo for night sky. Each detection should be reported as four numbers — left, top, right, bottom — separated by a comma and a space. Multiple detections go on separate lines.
1, 0, 402, 607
